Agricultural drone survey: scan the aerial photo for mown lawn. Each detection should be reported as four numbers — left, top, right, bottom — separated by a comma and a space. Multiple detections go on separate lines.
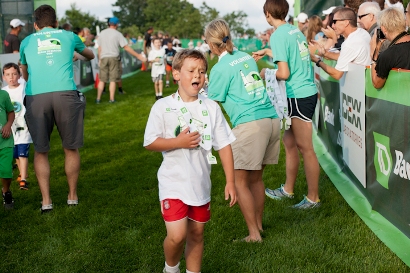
0, 62, 409, 272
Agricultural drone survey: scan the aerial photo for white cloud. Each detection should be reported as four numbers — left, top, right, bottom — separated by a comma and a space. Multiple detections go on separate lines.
56, 0, 294, 32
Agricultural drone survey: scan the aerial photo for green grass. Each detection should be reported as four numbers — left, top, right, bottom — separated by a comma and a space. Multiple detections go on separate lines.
0, 66, 409, 272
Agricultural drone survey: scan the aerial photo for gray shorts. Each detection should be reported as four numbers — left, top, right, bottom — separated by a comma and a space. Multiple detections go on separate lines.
231, 118, 280, 170
25, 91, 86, 152
100, 56, 122, 82
152, 74, 164, 82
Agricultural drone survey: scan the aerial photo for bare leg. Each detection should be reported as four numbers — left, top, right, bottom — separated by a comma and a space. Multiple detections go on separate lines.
158, 80, 163, 95
1, 178, 12, 193
97, 81, 105, 101
64, 148, 80, 201
164, 219, 187, 267
154, 82, 159, 96
282, 129, 299, 194
109, 81, 116, 101
235, 169, 262, 242
185, 220, 205, 273
34, 151, 51, 205
284, 118, 320, 202
18, 157, 28, 180
249, 168, 265, 231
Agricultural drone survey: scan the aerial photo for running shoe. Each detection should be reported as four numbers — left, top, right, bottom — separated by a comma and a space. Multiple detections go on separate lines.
291, 195, 321, 209
108, 100, 116, 103
95, 99, 100, 104
3, 190, 14, 209
41, 204, 53, 214
265, 184, 294, 200
19, 179, 28, 190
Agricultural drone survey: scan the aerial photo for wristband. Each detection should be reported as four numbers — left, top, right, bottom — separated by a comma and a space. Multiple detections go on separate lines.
316, 59, 322, 67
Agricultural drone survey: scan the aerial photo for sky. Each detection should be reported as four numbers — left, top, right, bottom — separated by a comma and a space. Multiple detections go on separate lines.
56, 0, 295, 33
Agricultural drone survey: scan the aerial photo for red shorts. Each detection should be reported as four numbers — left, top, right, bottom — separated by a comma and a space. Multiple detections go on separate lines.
161, 199, 211, 223
166, 64, 172, 72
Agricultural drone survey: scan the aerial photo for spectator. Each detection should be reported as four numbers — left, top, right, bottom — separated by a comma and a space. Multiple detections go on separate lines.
358, 2, 380, 36
83, 27, 95, 47
4, 19, 25, 53
61, 23, 72, 31
96, 17, 146, 103
384, 0, 404, 11
19, 5, 95, 213
344, 0, 366, 13
406, 2, 410, 29
322, 6, 336, 26
310, 7, 371, 80
371, 0, 385, 10
370, 7, 410, 88
143, 27, 153, 56
74, 27, 85, 42
296, 12, 309, 32
305, 15, 324, 42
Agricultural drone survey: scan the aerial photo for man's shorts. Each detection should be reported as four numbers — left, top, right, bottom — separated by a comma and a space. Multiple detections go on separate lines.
166, 64, 172, 72
0, 147, 13, 179
99, 56, 122, 82
152, 74, 164, 82
13, 143, 30, 158
232, 118, 280, 170
161, 199, 211, 223
25, 91, 86, 153
287, 93, 318, 122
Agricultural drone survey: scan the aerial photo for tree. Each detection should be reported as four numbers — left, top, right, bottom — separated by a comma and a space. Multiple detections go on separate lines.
112, 0, 147, 29
199, 2, 219, 29
120, 25, 143, 39
59, 4, 103, 35
223, 11, 249, 38
144, 0, 202, 38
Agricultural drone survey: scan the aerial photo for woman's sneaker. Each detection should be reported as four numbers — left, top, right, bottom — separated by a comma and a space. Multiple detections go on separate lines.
291, 195, 321, 209
265, 184, 294, 200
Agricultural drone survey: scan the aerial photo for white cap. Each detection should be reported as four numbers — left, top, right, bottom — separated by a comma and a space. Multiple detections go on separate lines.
296, 13, 308, 23
322, 6, 336, 15
10, 19, 25, 28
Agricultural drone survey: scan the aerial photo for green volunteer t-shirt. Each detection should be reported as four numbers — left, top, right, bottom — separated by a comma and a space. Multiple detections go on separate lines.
271, 24, 317, 98
0, 90, 15, 149
20, 28, 86, 95
208, 50, 278, 128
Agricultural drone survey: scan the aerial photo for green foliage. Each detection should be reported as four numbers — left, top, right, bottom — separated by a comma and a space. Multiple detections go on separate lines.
119, 25, 143, 39
113, 0, 147, 29
200, 1, 220, 29
144, 0, 202, 38
223, 10, 249, 37
59, 3, 103, 35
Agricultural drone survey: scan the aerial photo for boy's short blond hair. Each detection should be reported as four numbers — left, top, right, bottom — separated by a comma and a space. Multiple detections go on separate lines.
172, 49, 208, 72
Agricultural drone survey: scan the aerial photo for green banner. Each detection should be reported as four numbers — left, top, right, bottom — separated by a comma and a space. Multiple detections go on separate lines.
365, 68, 410, 238
34, 0, 56, 9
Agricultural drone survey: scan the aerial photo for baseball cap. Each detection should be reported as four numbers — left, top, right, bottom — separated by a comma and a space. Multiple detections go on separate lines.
10, 19, 25, 28
322, 6, 336, 15
108, 17, 120, 25
296, 13, 308, 23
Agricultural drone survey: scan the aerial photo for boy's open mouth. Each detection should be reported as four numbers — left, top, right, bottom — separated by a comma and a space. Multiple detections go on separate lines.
192, 82, 200, 88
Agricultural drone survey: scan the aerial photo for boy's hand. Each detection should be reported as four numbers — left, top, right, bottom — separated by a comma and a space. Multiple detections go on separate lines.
175, 127, 201, 149
1, 124, 12, 138
225, 183, 237, 207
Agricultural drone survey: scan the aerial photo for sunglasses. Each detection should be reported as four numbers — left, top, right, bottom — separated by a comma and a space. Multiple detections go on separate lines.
332, 19, 348, 24
358, 13, 370, 19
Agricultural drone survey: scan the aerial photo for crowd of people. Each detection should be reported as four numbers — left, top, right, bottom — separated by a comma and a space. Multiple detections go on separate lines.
1, 1, 410, 273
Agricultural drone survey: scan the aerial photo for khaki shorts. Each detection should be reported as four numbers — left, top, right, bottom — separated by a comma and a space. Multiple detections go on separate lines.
99, 57, 121, 82
231, 118, 280, 170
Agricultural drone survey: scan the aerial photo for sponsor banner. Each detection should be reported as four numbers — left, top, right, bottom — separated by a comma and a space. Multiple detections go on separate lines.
365, 68, 410, 238
339, 63, 366, 187
314, 60, 343, 166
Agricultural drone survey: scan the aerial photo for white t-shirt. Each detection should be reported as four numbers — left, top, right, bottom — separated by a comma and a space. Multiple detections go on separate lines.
335, 28, 371, 71
143, 94, 236, 206
3, 83, 32, 145
148, 47, 166, 77
98, 28, 128, 59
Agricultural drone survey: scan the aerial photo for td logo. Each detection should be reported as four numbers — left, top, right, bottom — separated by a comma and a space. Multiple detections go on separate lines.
373, 132, 392, 189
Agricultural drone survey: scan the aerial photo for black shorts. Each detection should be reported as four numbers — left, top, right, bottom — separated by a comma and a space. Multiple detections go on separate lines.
287, 93, 318, 122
